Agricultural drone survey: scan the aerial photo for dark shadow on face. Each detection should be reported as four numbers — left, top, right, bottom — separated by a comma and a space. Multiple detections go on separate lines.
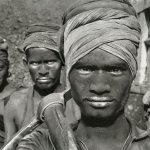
0, 61, 8, 92
69, 48, 133, 123
25, 47, 62, 94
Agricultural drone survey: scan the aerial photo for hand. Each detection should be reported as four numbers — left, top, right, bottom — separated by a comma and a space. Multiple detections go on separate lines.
36, 91, 79, 150
37, 92, 64, 121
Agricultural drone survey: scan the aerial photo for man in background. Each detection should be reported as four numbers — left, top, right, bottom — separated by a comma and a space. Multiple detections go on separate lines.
4, 23, 64, 142
16, 0, 150, 150
0, 37, 16, 148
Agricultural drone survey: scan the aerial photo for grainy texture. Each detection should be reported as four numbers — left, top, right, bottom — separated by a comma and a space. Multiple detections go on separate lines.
0, 0, 145, 127
0, 0, 75, 88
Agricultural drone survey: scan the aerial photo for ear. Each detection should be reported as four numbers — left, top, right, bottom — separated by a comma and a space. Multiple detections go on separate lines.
22, 57, 28, 66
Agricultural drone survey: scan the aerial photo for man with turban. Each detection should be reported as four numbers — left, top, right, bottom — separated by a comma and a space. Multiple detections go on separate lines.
0, 37, 16, 148
4, 23, 65, 143
6, 0, 150, 150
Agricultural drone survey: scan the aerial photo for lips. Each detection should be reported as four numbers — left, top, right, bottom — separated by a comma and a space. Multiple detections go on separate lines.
37, 78, 53, 84
84, 96, 114, 108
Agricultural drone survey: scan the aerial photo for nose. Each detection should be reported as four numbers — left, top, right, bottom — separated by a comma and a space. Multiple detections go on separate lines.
89, 71, 111, 95
38, 64, 49, 76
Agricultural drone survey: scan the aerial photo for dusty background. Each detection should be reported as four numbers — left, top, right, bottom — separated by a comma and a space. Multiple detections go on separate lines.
0, 0, 75, 88
0, 0, 145, 127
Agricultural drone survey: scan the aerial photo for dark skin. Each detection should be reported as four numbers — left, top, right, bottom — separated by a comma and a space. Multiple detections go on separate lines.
25, 47, 62, 96
4, 47, 62, 142
0, 61, 8, 92
0, 60, 9, 121
69, 48, 133, 150
0, 60, 9, 142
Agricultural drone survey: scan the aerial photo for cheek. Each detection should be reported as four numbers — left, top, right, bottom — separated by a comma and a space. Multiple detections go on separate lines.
111, 75, 132, 103
69, 71, 89, 101
50, 63, 62, 76
28, 66, 38, 80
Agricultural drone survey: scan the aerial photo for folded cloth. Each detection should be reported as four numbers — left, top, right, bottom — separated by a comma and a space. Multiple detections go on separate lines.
21, 23, 64, 63
59, 0, 141, 89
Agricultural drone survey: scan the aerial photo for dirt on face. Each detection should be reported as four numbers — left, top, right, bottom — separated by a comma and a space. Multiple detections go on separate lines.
0, 0, 75, 88
0, 0, 145, 127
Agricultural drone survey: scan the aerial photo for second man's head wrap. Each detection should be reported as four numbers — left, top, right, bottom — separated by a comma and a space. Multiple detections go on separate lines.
22, 23, 64, 63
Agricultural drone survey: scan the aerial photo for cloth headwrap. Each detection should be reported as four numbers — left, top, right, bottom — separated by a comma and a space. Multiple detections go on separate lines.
0, 37, 9, 65
59, 0, 141, 88
22, 23, 64, 63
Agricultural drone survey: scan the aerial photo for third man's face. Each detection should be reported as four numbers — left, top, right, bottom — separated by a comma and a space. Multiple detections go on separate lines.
0, 61, 8, 87
69, 48, 133, 120
27, 47, 62, 91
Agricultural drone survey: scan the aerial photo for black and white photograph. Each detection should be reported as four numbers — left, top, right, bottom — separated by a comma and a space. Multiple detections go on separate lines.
0, 0, 150, 149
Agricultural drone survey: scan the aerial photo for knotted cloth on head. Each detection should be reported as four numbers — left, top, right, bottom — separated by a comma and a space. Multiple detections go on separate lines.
59, 0, 141, 86
0, 36, 9, 66
22, 23, 64, 63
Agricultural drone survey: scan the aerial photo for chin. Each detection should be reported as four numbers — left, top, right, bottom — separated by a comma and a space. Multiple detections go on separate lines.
82, 106, 122, 120
37, 83, 54, 91
84, 111, 114, 119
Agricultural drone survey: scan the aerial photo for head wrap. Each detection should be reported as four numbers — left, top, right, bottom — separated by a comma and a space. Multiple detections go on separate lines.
21, 23, 64, 63
59, 0, 141, 86
0, 37, 9, 66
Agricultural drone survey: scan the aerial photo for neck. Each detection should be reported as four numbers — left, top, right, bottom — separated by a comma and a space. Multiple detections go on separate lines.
34, 82, 61, 97
76, 111, 130, 142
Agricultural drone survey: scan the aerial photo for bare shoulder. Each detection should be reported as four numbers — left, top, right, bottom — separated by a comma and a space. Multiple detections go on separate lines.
5, 88, 29, 111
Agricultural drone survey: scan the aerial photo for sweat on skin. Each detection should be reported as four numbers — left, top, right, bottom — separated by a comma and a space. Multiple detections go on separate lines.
4, 24, 63, 143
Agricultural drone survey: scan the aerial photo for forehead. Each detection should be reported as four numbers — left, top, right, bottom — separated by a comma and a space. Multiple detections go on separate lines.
75, 48, 128, 67
27, 47, 58, 60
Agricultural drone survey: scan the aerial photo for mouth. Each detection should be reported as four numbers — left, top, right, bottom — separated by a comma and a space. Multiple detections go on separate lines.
85, 96, 114, 108
37, 78, 53, 84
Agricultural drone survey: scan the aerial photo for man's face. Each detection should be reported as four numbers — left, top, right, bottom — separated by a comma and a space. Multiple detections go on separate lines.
144, 105, 150, 121
69, 48, 133, 120
26, 47, 62, 91
0, 61, 8, 87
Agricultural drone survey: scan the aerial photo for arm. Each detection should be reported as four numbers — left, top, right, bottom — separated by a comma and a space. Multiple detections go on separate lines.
17, 127, 55, 150
4, 96, 18, 143
37, 92, 79, 150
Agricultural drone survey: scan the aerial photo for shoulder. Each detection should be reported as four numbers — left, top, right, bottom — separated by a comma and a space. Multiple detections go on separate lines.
0, 83, 16, 103
143, 91, 150, 104
17, 126, 55, 150
5, 87, 30, 111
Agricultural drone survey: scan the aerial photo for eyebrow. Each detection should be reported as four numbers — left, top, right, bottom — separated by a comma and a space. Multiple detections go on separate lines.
74, 60, 128, 67
104, 63, 128, 68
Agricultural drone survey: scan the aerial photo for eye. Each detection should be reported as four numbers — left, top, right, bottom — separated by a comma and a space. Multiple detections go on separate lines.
47, 60, 56, 65
77, 66, 95, 75
30, 61, 40, 66
106, 66, 125, 75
